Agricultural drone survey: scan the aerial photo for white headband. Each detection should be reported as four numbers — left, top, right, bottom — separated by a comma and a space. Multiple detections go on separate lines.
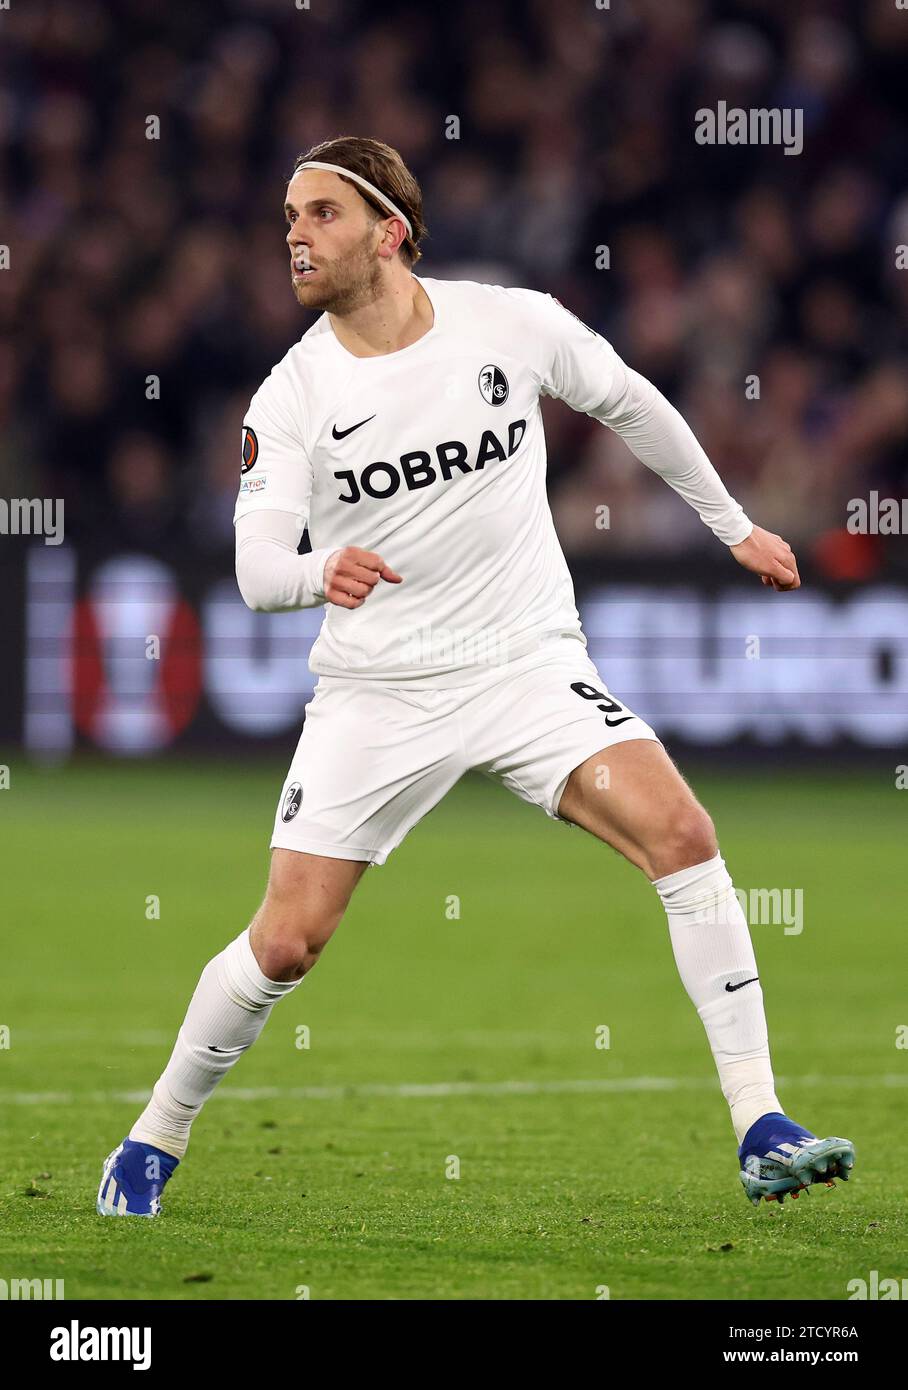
294, 160, 414, 242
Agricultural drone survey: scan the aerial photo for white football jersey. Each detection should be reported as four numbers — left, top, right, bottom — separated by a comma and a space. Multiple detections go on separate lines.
234, 276, 747, 686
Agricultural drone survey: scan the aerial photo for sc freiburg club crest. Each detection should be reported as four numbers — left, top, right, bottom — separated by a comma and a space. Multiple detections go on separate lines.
281, 782, 303, 822
478, 365, 509, 406
241, 425, 259, 474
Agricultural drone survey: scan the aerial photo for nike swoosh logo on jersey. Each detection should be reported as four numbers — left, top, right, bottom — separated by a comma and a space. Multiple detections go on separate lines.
332, 415, 376, 440
603, 714, 634, 727
725, 977, 759, 992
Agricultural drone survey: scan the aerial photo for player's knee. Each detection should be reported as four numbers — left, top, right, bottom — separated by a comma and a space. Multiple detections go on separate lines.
260, 935, 318, 982
252, 924, 325, 982
650, 802, 717, 879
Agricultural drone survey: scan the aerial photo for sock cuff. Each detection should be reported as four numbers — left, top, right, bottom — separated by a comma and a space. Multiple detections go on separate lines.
652, 851, 729, 899
652, 853, 745, 930
218, 927, 301, 1008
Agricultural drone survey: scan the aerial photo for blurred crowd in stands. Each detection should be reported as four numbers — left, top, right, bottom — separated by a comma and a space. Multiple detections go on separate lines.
3, 0, 906, 573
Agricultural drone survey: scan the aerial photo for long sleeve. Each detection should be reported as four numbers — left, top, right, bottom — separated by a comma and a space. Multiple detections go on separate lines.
233, 353, 337, 609
235, 509, 336, 612
526, 290, 753, 547
587, 362, 753, 546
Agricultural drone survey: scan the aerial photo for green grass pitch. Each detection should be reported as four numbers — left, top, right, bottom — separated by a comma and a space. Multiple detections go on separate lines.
0, 755, 904, 1300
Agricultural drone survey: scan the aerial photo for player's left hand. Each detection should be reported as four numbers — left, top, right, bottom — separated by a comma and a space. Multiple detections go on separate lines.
730, 525, 800, 591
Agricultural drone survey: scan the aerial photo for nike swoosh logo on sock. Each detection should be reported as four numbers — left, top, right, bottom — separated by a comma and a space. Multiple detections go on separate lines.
725, 977, 759, 992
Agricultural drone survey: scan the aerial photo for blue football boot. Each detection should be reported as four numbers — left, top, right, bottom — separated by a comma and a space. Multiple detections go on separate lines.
97, 1138, 180, 1218
739, 1112, 855, 1206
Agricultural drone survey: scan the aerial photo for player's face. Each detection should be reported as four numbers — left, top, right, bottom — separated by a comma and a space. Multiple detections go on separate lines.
284, 170, 383, 313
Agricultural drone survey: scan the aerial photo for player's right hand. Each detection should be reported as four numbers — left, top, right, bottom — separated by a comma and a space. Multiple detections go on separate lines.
322, 547, 403, 608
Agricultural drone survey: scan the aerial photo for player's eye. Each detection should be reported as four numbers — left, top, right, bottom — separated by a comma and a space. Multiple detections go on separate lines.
318, 207, 335, 220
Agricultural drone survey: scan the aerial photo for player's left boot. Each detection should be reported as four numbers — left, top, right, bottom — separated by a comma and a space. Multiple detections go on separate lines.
96, 1138, 180, 1217
738, 1111, 855, 1206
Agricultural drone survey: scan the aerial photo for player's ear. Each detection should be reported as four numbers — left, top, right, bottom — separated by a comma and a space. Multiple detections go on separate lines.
378, 217, 406, 261
374, 222, 392, 261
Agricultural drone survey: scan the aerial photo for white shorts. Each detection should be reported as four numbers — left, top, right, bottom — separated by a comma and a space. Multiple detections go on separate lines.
270, 636, 660, 865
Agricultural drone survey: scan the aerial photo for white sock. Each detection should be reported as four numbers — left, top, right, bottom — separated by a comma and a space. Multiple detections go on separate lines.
652, 852, 782, 1144
129, 927, 301, 1159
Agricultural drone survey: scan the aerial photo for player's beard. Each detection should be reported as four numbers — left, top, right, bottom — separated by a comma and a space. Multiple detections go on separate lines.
291, 228, 382, 315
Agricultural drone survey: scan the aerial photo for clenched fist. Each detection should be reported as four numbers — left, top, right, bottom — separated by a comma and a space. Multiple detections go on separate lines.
322, 547, 403, 609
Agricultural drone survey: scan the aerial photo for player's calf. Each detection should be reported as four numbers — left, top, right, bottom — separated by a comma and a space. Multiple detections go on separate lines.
96, 853, 365, 1215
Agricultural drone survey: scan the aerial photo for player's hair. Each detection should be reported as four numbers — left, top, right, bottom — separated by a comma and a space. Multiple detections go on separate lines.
291, 136, 427, 266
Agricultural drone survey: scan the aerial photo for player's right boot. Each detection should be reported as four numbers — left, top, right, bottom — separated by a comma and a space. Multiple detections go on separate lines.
96, 1138, 180, 1217
738, 1112, 855, 1206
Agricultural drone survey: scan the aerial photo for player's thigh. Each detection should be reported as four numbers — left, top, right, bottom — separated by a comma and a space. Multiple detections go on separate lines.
557, 739, 717, 880
250, 847, 368, 969
263, 846, 368, 931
